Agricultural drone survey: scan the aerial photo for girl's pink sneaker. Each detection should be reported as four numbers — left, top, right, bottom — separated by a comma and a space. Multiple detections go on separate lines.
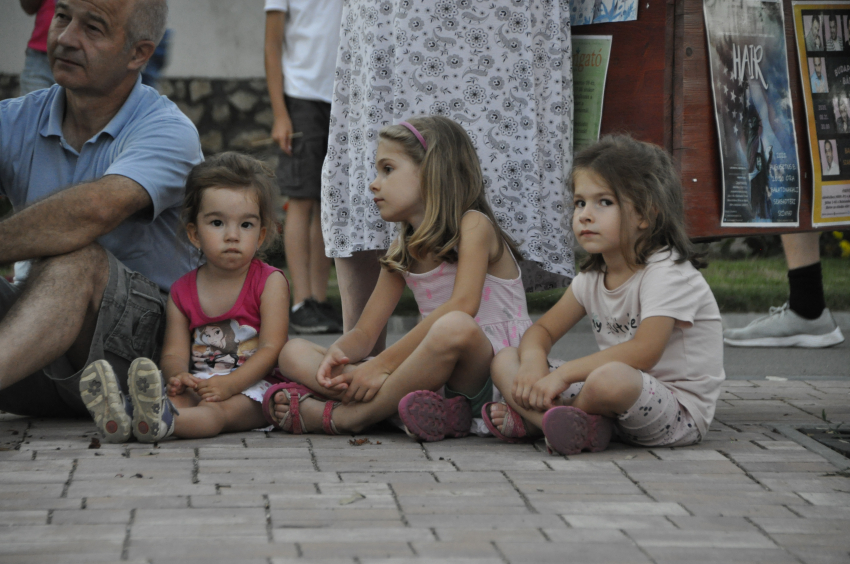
398, 390, 471, 442
541, 406, 614, 455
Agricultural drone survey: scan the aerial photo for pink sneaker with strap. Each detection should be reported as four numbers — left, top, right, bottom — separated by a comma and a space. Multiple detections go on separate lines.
541, 406, 614, 455
398, 390, 471, 442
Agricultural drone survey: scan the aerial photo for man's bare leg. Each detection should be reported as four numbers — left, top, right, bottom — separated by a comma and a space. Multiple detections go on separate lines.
308, 200, 331, 302
0, 244, 108, 390
285, 198, 317, 306
781, 232, 820, 270
334, 250, 386, 354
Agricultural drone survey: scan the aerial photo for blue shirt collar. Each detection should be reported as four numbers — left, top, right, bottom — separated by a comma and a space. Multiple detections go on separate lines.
40, 75, 145, 145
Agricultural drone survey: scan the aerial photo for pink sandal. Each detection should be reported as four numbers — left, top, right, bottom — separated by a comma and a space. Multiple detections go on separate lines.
398, 390, 471, 442
541, 406, 614, 455
262, 382, 322, 433
262, 382, 342, 435
481, 402, 534, 443
321, 400, 341, 435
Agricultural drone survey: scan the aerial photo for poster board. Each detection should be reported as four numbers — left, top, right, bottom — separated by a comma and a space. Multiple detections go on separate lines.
792, 1, 850, 226
573, 0, 838, 238
704, 0, 802, 227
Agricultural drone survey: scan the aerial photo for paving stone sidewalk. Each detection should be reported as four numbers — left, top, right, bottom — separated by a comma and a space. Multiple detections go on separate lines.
0, 317, 848, 563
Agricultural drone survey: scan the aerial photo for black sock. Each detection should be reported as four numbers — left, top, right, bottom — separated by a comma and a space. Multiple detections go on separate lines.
787, 262, 825, 320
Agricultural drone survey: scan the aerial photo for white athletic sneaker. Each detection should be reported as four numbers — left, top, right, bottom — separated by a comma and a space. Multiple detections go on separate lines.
723, 303, 845, 348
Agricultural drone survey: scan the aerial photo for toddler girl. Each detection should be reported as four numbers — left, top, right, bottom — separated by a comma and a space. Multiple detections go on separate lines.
487, 135, 725, 454
80, 152, 290, 442
265, 116, 531, 440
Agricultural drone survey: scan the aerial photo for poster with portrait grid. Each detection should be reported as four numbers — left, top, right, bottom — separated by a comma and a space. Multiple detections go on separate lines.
793, 1, 850, 226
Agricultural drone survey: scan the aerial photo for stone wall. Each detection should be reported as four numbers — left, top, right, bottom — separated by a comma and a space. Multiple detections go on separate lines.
0, 75, 20, 103
158, 77, 276, 156
0, 74, 277, 158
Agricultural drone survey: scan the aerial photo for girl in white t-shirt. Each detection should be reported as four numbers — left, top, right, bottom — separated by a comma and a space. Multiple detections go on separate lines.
486, 135, 725, 454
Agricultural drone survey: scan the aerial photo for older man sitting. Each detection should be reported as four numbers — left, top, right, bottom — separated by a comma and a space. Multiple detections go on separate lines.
0, 0, 202, 420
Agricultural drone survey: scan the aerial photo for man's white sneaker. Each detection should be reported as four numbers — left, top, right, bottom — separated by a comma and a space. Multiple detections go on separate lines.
723, 303, 845, 348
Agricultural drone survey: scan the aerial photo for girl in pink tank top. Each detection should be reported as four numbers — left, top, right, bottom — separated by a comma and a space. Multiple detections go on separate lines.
268, 116, 531, 441
79, 153, 290, 444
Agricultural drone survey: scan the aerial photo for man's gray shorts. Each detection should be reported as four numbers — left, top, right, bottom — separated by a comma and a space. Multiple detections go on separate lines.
0, 251, 167, 417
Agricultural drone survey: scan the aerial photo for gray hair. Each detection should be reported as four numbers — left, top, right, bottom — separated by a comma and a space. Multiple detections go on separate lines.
124, 0, 168, 50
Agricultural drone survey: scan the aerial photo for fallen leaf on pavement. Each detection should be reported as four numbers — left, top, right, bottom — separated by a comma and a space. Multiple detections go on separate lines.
349, 438, 371, 446
339, 492, 365, 505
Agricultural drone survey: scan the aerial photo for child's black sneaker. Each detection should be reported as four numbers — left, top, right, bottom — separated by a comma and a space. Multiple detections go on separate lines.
289, 299, 332, 334
313, 299, 343, 333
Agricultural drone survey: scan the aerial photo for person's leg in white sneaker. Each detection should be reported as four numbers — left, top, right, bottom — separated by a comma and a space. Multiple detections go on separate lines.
723, 233, 844, 348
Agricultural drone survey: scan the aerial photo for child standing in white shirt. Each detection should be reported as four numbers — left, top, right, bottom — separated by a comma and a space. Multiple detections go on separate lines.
486, 135, 725, 454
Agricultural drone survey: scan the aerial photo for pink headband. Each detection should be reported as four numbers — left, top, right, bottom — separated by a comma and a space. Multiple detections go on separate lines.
399, 121, 427, 150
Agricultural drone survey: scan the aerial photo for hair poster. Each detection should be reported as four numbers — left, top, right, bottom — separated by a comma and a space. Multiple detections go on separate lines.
793, 1, 850, 226
705, 0, 802, 227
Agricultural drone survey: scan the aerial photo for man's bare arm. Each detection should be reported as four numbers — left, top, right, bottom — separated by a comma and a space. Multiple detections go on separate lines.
0, 175, 152, 264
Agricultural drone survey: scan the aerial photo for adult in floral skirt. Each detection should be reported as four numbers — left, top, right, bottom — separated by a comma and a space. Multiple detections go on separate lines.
322, 0, 576, 347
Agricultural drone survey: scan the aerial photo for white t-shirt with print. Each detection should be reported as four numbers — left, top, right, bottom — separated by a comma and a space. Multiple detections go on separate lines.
570, 249, 725, 437
264, 0, 342, 103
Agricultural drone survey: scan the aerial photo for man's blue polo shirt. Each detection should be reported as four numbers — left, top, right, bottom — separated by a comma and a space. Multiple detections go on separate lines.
0, 76, 203, 291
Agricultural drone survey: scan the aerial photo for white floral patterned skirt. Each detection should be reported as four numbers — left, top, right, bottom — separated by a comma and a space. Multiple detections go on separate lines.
321, 0, 576, 291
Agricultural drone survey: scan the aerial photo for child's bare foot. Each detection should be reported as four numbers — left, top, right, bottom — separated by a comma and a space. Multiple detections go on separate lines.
270, 387, 327, 433
488, 402, 509, 429
482, 401, 540, 443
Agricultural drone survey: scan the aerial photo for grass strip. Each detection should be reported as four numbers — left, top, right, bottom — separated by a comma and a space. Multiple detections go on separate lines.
320, 257, 850, 316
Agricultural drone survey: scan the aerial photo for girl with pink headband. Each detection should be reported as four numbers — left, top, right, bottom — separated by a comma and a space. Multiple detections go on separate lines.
322, 0, 575, 369
265, 116, 533, 440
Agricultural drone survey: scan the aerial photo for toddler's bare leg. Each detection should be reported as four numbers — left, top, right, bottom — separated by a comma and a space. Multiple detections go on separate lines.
169, 387, 201, 410
173, 395, 266, 439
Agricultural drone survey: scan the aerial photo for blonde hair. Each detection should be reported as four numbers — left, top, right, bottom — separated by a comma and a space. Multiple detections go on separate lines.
570, 135, 706, 272
183, 152, 280, 256
378, 116, 520, 273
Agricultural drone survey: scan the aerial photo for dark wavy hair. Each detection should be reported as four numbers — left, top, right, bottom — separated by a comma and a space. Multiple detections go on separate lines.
570, 135, 706, 272
182, 152, 280, 255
